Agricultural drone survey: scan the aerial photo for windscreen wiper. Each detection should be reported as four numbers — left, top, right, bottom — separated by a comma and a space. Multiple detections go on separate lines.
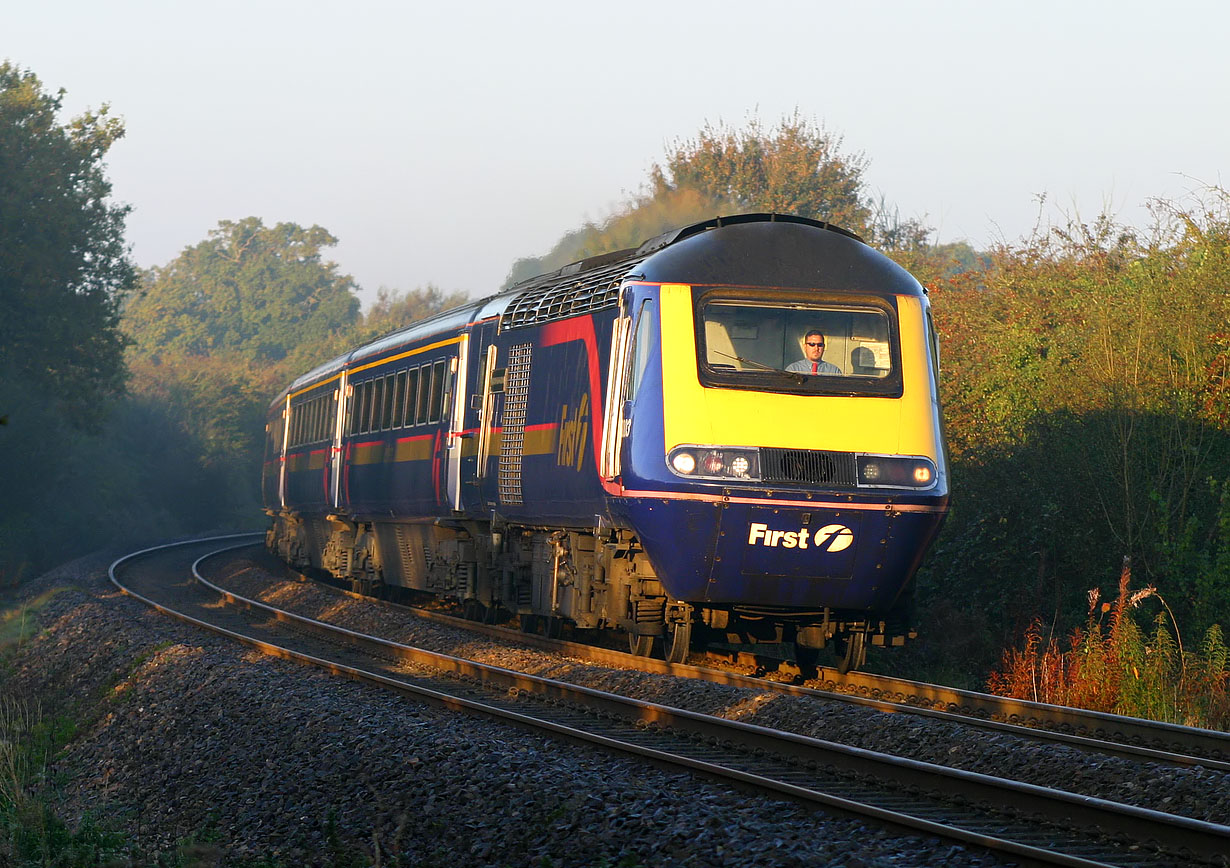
709, 350, 806, 384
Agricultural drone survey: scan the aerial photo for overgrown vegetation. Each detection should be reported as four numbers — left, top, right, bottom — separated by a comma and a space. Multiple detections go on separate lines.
987, 559, 1229, 728
0, 696, 129, 866
906, 190, 1230, 694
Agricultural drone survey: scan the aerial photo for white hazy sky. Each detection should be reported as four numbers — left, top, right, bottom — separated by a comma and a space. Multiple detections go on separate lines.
8, 0, 1227, 306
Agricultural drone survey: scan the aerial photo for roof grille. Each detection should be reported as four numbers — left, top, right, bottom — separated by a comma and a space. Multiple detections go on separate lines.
502, 256, 646, 329
759, 448, 857, 487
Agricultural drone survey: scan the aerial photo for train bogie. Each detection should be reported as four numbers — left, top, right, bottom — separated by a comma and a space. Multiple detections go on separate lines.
264, 214, 948, 671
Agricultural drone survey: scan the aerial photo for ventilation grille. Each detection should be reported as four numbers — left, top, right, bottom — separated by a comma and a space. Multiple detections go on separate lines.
502, 257, 645, 329
498, 343, 532, 505
759, 448, 857, 487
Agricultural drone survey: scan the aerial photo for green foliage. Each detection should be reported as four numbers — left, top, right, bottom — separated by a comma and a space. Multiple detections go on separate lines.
650, 113, 874, 232
357, 285, 470, 341
914, 188, 1230, 679
102, 218, 369, 554
0, 697, 129, 866
124, 217, 360, 363
0, 63, 136, 427
505, 187, 726, 287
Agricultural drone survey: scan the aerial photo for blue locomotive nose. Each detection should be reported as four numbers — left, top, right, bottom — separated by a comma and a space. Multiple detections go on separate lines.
628, 497, 945, 612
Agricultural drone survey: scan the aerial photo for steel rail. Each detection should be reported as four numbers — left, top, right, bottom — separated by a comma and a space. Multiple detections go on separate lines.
165, 543, 1230, 868
247, 551, 1230, 774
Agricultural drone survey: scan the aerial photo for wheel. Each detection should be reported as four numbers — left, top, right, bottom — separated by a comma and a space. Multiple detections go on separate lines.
835, 632, 866, 674
543, 615, 564, 640
520, 614, 539, 635
462, 599, 486, 622
628, 632, 654, 656
662, 619, 693, 665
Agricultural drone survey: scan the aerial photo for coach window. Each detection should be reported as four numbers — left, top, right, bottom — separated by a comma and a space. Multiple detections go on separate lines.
347, 385, 359, 436
429, 359, 447, 422
416, 363, 433, 425
372, 377, 387, 432
381, 373, 395, 430
360, 382, 372, 434
392, 371, 407, 428
404, 367, 420, 427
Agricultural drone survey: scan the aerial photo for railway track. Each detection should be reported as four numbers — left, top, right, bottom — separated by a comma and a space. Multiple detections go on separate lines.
246, 547, 1230, 773
111, 536, 1230, 868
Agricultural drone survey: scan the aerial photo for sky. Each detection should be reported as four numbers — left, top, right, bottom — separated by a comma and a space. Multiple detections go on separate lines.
8, 0, 1228, 307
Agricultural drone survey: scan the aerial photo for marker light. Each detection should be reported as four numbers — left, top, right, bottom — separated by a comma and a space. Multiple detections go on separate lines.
855, 455, 938, 490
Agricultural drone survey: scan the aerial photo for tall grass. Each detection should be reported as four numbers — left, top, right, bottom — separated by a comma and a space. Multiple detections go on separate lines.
0, 696, 129, 866
987, 557, 1230, 729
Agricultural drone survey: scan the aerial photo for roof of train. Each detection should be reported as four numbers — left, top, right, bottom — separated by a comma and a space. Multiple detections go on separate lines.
274, 214, 921, 404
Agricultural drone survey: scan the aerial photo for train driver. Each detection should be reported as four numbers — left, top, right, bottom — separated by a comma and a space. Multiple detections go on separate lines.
786, 329, 840, 375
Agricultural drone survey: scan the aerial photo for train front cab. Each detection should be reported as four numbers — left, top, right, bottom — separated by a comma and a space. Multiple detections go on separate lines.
608, 277, 948, 668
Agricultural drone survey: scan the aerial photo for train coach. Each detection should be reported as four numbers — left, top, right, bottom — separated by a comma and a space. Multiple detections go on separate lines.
264, 214, 948, 672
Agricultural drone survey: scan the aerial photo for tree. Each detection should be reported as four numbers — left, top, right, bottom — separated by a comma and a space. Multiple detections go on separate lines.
0, 62, 135, 425
357, 284, 470, 341
504, 113, 934, 287
124, 217, 360, 362
650, 113, 875, 232
504, 187, 724, 287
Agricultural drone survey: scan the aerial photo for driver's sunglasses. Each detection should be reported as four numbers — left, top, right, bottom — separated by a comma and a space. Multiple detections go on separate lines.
806, 341, 825, 348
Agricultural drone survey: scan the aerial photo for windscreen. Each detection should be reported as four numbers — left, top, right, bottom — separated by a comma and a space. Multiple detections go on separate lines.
698, 295, 900, 395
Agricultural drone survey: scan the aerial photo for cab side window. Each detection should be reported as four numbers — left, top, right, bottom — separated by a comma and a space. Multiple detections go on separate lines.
627, 300, 656, 400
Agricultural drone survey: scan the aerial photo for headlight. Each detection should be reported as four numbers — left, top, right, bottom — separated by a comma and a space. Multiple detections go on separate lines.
671, 451, 697, 474
667, 446, 760, 481
856, 455, 938, 489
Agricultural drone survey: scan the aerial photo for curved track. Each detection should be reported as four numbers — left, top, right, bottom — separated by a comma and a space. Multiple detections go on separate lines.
110, 537, 1230, 868
251, 550, 1230, 773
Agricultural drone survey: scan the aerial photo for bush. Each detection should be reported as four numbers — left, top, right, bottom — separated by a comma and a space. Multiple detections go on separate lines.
987, 558, 1230, 729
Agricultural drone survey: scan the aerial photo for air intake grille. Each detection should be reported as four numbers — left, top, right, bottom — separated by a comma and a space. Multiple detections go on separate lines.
502, 257, 645, 329
498, 343, 533, 505
759, 448, 857, 487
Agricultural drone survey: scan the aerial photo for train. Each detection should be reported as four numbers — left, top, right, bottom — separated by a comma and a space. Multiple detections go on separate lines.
263, 214, 949, 672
